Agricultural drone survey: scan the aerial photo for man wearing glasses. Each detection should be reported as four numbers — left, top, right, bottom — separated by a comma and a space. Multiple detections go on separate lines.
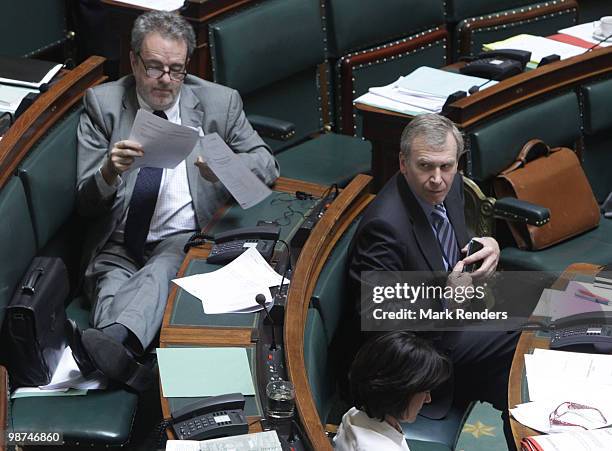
72, 10, 279, 391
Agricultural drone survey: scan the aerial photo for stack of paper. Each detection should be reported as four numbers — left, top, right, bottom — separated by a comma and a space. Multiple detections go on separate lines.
0, 84, 38, 114
11, 346, 106, 398
522, 428, 612, 451
510, 349, 612, 434
559, 22, 612, 48
353, 66, 496, 116
173, 247, 288, 314
532, 281, 612, 322
166, 430, 282, 451
483, 34, 584, 67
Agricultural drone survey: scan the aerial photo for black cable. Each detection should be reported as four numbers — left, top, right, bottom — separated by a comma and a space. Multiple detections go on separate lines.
155, 418, 172, 449
583, 31, 612, 53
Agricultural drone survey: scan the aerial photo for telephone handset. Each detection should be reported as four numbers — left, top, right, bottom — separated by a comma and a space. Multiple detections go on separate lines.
207, 224, 280, 265
460, 49, 531, 81
170, 392, 248, 441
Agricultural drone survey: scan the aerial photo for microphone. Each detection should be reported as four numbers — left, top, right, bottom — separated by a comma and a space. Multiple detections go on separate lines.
255, 293, 277, 351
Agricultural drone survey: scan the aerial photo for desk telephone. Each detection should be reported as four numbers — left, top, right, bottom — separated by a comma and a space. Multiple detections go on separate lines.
170, 392, 248, 440
548, 310, 612, 353
460, 49, 531, 81
207, 225, 280, 265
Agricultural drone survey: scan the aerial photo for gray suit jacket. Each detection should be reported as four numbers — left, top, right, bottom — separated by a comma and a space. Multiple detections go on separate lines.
76, 75, 279, 268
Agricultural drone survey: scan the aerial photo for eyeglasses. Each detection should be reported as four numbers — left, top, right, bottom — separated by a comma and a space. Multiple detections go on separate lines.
549, 401, 607, 430
137, 53, 187, 81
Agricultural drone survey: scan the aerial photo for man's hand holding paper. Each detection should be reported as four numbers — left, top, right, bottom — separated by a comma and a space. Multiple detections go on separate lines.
127, 109, 199, 171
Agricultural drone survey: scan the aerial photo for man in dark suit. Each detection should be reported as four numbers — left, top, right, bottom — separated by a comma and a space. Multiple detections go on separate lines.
346, 114, 518, 448
68, 10, 278, 391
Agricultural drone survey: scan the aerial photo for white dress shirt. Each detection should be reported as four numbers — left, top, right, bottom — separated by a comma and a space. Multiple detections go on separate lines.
334, 407, 411, 451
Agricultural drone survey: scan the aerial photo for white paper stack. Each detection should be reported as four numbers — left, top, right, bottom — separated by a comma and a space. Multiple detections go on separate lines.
510, 349, 612, 434
354, 67, 496, 115
173, 247, 289, 314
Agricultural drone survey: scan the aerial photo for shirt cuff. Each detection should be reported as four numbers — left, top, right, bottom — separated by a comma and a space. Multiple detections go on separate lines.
94, 167, 121, 198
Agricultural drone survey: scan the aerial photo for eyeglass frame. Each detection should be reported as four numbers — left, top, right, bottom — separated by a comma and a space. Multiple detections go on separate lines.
549, 401, 607, 430
136, 53, 188, 81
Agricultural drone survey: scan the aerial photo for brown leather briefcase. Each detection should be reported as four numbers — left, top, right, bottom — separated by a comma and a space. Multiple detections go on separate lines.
494, 139, 600, 250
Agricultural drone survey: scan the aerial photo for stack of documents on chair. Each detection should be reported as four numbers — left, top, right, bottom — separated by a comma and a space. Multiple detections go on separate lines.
510, 349, 612, 435
166, 430, 282, 451
483, 34, 584, 68
353, 66, 496, 115
172, 247, 288, 314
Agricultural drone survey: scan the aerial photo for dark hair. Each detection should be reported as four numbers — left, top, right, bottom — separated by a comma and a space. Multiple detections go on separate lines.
131, 10, 196, 58
349, 331, 451, 421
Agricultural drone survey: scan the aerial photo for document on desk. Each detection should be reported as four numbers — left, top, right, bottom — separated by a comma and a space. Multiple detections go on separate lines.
200, 133, 272, 209
172, 247, 288, 314
0, 84, 37, 113
559, 22, 612, 48
531, 282, 612, 322
128, 109, 199, 170
522, 428, 612, 451
111, 0, 184, 11
165, 430, 282, 451
354, 67, 496, 115
157, 347, 255, 398
483, 34, 584, 65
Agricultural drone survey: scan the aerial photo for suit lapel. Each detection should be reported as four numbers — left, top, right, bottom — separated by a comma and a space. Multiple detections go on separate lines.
396, 175, 446, 271
179, 85, 206, 226
121, 86, 139, 212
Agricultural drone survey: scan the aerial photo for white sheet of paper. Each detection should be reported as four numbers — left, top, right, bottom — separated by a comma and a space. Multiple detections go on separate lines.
559, 22, 612, 47
172, 247, 288, 314
200, 132, 272, 209
112, 0, 184, 11
128, 109, 199, 170
38, 346, 107, 391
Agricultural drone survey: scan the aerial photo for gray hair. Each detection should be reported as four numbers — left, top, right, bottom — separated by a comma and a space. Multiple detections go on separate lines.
400, 114, 464, 159
131, 11, 196, 58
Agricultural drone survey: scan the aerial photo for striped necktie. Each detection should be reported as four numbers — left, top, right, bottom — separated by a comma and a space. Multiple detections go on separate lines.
124, 110, 166, 262
431, 204, 459, 270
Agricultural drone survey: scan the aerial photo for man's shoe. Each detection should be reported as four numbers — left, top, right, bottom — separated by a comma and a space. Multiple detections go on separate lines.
81, 328, 154, 392
64, 319, 96, 376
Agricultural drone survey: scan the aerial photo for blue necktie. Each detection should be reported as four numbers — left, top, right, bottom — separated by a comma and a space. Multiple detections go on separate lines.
431, 204, 459, 270
124, 110, 166, 262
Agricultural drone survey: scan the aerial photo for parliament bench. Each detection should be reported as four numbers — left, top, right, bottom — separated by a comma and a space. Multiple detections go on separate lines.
0, 106, 138, 447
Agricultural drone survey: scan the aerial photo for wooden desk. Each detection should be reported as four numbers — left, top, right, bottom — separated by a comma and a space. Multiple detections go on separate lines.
159, 176, 328, 438
356, 46, 612, 191
0, 56, 106, 188
508, 263, 601, 449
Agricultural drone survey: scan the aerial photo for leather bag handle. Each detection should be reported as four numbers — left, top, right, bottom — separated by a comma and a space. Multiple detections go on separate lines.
500, 139, 553, 175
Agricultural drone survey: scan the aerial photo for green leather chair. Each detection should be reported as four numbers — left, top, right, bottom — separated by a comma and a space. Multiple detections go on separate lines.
304, 219, 472, 450
2, 107, 139, 447
467, 90, 612, 271
325, 0, 449, 135
208, 0, 371, 187
580, 78, 612, 204
446, 0, 579, 59
0, 0, 70, 57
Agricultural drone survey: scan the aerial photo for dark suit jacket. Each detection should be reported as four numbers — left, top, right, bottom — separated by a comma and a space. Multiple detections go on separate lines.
344, 171, 470, 418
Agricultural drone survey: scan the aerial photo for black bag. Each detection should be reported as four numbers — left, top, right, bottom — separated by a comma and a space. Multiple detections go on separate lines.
3, 257, 69, 387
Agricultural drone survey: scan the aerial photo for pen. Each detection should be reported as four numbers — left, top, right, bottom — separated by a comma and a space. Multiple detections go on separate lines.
575, 289, 610, 305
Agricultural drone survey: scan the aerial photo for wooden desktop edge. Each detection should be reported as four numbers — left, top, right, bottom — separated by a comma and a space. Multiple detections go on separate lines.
285, 174, 374, 451
356, 46, 612, 130
0, 55, 107, 189
508, 263, 601, 449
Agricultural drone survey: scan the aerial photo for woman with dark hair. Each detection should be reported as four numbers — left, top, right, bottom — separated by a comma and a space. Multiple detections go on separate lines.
334, 331, 451, 450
